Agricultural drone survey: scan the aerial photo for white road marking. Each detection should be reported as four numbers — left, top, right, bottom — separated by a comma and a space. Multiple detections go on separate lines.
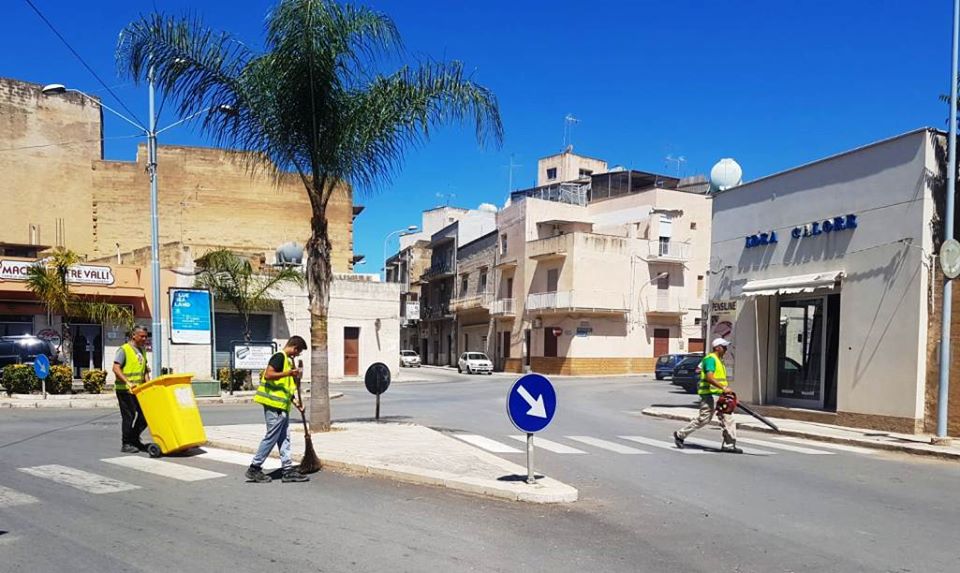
736, 437, 834, 455
193, 447, 281, 470
18, 465, 140, 494
684, 439, 776, 456
774, 437, 876, 454
566, 436, 650, 454
0, 485, 39, 508
451, 434, 522, 453
102, 457, 226, 481
508, 435, 586, 454
619, 436, 710, 454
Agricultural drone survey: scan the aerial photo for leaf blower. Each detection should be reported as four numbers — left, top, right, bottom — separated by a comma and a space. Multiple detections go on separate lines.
716, 391, 780, 432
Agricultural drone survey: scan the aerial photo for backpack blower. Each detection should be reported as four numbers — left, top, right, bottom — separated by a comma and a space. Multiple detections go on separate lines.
716, 391, 781, 432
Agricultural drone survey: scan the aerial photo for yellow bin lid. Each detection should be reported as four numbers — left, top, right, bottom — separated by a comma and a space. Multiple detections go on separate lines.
131, 373, 195, 395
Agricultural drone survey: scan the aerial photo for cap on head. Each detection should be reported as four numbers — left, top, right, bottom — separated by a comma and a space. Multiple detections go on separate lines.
712, 337, 731, 349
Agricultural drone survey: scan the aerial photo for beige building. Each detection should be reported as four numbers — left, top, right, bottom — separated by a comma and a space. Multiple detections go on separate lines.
537, 147, 608, 186
495, 158, 711, 375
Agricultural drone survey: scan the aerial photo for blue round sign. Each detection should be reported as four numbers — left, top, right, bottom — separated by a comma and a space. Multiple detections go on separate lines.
33, 354, 51, 380
506, 373, 557, 433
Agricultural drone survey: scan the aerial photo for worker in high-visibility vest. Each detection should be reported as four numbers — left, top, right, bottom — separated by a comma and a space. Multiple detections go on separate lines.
112, 325, 150, 453
673, 338, 741, 453
246, 335, 310, 483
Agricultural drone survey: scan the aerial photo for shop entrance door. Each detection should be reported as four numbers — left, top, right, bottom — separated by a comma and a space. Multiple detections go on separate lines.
70, 323, 103, 378
776, 297, 828, 408
344, 327, 360, 376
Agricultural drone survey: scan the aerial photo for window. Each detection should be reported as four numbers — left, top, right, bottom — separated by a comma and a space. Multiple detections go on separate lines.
694, 317, 702, 326
479, 268, 488, 293
659, 236, 671, 256
546, 167, 557, 180
657, 273, 670, 290
579, 168, 593, 177
506, 277, 514, 299
690, 221, 698, 230
461, 275, 469, 297
500, 233, 508, 256
697, 275, 704, 298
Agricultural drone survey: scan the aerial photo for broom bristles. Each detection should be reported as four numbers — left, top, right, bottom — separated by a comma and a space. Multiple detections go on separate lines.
299, 433, 322, 474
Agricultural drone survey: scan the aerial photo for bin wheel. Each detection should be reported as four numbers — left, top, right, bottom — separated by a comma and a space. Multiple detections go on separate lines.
146, 443, 162, 458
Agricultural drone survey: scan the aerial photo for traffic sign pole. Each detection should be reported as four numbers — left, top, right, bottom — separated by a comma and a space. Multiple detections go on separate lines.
526, 433, 535, 484
375, 393, 381, 421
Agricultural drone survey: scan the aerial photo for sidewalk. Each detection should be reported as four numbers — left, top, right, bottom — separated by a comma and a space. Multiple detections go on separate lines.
0, 390, 343, 409
642, 406, 960, 461
205, 422, 578, 504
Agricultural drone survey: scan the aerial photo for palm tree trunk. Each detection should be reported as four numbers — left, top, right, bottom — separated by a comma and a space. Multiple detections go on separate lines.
306, 211, 333, 432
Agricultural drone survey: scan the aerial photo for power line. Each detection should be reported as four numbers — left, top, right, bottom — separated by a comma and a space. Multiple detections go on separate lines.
0, 133, 143, 153
22, 0, 144, 127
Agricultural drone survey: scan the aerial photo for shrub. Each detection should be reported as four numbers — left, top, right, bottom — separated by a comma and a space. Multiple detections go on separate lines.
46, 365, 74, 394
218, 367, 248, 391
2, 364, 40, 395
82, 369, 108, 394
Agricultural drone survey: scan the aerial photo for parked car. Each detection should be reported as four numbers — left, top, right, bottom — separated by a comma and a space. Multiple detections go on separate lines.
671, 355, 704, 393
0, 335, 59, 372
458, 352, 493, 375
655, 353, 700, 380
400, 350, 421, 368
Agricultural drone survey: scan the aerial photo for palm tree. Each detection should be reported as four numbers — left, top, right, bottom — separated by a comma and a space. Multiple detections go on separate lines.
117, 0, 502, 430
194, 248, 305, 342
26, 248, 135, 364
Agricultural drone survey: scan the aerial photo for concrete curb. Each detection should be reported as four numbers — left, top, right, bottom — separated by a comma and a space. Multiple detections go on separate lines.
206, 430, 578, 504
0, 391, 344, 410
641, 407, 960, 461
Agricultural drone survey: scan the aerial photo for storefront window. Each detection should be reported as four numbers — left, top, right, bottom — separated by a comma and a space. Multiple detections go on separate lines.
777, 298, 825, 405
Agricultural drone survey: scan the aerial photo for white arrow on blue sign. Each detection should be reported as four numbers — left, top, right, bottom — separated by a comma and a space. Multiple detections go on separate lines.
33, 354, 51, 380
506, 373, 557, 433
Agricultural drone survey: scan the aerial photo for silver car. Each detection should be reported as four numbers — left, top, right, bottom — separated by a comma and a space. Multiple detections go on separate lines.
458, 352, 493, 375
400, 350, 421, 368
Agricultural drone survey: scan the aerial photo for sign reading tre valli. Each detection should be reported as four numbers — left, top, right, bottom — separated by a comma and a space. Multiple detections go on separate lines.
0, 259, 116, 285
744, 214, 858, 249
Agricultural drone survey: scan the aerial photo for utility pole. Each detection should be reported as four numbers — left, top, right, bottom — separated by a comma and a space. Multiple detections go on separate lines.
147, 64, 163, 376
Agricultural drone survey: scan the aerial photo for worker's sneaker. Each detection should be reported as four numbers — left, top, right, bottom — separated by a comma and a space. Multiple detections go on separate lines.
120, 444, 140, 454
281, 468, 309, 483
673, 431, 685, 449
245, 466, 272, 483
721, 444, 743, 454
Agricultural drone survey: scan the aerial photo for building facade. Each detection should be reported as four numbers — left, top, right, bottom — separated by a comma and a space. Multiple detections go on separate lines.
710, 128, 958, 436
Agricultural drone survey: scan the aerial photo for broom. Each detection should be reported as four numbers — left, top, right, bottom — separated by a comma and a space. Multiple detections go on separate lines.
294, 359, 322, 474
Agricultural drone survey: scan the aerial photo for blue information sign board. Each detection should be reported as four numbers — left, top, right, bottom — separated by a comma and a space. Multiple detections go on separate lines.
507, 373, 557, 433
33, 354, 50, 380
170, 289, 212, 345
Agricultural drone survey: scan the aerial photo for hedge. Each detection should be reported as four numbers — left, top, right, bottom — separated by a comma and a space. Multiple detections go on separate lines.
46, 365, 73, 394
82, 369, 108, 394
2, 364, 39, 395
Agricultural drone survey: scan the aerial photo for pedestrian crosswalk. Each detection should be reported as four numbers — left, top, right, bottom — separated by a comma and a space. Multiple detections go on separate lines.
448, 432, 876, 459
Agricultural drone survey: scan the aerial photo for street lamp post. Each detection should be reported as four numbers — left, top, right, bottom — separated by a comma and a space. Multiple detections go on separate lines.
382, 225, 418, 282
42, 71, 231, 377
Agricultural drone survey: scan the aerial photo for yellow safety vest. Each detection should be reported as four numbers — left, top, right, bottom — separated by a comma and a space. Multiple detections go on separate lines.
117, 343, 147, 392
697, 352, 728, 396
253, 352, 296, 412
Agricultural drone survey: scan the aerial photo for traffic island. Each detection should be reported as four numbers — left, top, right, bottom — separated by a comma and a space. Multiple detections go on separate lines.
204, 421, 579, 504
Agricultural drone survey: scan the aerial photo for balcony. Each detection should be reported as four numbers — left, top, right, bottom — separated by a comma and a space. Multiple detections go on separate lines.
495, 253, 518, 269
648, 241, 690, 264
450, 292, 493, 313
645, 293, 689, 319
526, 290, 627, 315
422, 260, 455, 281
528, 232, 629, 262
527, 235, 570, 260
489, 298, 516, 317
421, 302, 452, 320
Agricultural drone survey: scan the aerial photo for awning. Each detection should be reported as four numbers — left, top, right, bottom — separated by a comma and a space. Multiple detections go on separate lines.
740, 271, 844, 297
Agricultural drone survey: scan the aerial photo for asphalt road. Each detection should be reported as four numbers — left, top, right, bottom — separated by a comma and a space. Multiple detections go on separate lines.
2, 369, 958, 573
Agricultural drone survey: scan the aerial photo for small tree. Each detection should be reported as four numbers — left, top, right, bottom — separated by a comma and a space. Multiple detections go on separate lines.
25, 248, 135, 364
194, 249, 305, 342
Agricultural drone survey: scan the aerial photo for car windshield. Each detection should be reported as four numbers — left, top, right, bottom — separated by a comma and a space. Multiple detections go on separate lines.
401, 351, 417, 356
677, 356, 701, 368
466, 353, 489, 361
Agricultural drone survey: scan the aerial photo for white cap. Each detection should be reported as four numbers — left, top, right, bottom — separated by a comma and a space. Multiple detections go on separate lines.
712, 337, 731, 348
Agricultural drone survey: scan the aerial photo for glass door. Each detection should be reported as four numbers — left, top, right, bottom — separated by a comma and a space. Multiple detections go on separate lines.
776, 297, 826, 408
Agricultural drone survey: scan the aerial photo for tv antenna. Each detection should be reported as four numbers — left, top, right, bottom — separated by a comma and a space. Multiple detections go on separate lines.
435, 191, 456, 206
665, 154, 687, 177
503, 154, 522, 193
563, 114, 580, 149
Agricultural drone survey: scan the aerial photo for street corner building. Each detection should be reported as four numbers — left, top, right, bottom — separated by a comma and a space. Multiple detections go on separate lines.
0, 76, 399, 385
710, 127, 960, 436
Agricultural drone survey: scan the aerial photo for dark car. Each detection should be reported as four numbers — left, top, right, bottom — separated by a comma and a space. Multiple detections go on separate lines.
0, 335, 59, 372
655, 353, 695, 380
671, 355, 704, 393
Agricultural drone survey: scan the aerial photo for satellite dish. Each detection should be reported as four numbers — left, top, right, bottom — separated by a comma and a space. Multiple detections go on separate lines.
941, 239, 960, 279
276, 242, 304, 265
709, 158, 743, 193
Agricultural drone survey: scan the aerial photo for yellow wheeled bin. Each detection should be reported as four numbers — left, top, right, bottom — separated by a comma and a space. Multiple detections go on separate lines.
131, 374, 207, 457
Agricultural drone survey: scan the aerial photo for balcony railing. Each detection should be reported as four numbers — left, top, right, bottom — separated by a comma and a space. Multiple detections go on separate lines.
526, 290, 627, 314
528, 232, 630, 261
489, 298, 516, 316
421, 302, 452, 320
422, 260, 455, 279
450, 292, 493, 312
648, 241, 690, 263
527, 235, 570, 260
645, 293, 689, 316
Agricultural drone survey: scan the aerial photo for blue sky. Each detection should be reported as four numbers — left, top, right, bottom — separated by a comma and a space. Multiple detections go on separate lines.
2, 1, 952, 269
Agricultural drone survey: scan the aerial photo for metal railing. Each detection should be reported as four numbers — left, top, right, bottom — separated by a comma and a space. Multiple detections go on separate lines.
648, 241, 690, 262
526, 290, 627, 312
489, 298, 516, 316
450, 292, 494, 312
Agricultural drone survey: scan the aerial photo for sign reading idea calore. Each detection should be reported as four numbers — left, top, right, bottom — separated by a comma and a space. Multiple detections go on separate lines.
507, 373, 557, 433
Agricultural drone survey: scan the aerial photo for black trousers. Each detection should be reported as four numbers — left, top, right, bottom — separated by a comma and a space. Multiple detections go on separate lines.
116, 391, 148, 446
